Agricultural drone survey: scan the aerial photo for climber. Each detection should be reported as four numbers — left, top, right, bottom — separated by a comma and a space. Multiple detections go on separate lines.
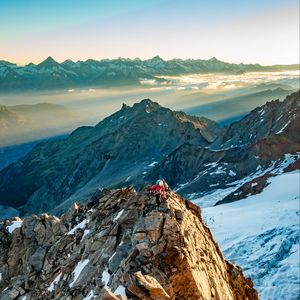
148, 179, 167, 205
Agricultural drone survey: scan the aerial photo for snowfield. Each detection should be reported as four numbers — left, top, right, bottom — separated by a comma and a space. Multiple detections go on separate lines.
203, 171, 300, 299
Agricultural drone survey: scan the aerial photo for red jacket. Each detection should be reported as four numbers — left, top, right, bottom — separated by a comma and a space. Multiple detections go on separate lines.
149, 184, 166, 198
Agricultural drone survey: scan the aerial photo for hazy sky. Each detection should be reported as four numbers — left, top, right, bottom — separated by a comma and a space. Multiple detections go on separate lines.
0, 0, 299, 65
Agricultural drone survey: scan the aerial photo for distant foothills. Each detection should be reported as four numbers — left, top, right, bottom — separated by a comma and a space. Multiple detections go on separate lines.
0, 56, 298, 91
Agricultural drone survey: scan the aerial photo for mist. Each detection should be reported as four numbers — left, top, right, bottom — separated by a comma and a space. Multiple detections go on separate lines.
0, 70, 298, 148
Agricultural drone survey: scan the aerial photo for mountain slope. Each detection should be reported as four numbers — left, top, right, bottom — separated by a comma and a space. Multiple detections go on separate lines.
0, 99, 222, 216
203, 171, 300, 299
0, 103, 77, 147
0, 185, 258, 300
0, 56, 298, 91
215, 90, 300, 148
145, 91, 300, 201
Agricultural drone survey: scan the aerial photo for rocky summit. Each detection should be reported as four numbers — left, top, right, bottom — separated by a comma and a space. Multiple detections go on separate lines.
0, 185, 258, 300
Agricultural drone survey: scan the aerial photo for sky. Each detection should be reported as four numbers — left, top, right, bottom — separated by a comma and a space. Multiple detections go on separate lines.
0, 0, 299, 65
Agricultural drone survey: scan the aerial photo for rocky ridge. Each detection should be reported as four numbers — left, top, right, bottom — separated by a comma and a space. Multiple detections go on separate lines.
0, 185, 258, 300
146, 91, 300, 200
0, 99, 222, 216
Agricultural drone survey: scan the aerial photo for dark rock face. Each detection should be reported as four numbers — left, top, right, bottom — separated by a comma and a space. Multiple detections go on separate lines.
0, 99, 222, 216
0, 186, 258, 300
146, 91, 300, 198
214, 90, 300, 148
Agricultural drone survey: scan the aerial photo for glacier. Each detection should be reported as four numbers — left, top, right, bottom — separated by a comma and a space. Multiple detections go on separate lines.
203, 171, 300, 299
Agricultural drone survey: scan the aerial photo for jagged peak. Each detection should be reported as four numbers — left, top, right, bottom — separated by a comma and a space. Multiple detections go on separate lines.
132, 98, 162, 112
121, 103, 130, 110
37, 56, 59, 68
62, 59, 75, 65
151, 55, 164, 61
208, 56, 221, 62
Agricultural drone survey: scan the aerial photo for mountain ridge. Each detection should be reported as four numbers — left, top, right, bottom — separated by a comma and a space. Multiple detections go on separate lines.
0, 56, 298, 91
0, 91, 299, 218
0, 184, 258, 300
0, 99, 222, 216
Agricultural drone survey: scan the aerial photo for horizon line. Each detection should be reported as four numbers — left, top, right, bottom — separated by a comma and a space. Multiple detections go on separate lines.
2, 56, 299, 67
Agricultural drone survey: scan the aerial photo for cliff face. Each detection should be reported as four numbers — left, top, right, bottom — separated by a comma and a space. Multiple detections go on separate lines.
0, 185, 258, 300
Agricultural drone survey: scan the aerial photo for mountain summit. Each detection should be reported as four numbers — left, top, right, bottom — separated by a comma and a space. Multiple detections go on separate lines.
0, 99, 222, 216
37, 56, 59, 69
0, 185, 258, 299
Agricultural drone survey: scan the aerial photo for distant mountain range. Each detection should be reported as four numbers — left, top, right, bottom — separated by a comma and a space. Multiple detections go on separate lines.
0, 56, 298, 91
0, 91, 298, 218
0, 103, 78, 147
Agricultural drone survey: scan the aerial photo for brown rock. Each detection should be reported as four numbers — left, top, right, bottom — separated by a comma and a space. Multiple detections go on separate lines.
0, 183, 258, 300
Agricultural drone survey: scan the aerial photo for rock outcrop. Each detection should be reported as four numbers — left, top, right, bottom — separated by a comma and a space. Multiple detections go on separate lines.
0, 185, 258, 300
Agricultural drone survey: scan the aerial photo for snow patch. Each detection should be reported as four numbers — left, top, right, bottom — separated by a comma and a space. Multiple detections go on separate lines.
69, 259, 90, 288
82, 229, 90, 239
113, 209, 124, 222
114, 285, 127, 298
102, 270, 111, 287
108, 252, 116, 262
83, 290, 95, 300
6, 220, 22, 233
191, 186, 239, 208
229, 170, 236, 177
148, 161, 158, 167
48, 272, 62, 292
66, 219, 88, 235
276, 120, 292, 134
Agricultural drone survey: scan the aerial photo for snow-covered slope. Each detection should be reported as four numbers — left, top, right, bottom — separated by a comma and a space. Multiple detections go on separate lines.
203, 171, 300, 299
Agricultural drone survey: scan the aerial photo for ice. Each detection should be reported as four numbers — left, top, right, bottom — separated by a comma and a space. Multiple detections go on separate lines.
114, 285, 127, 298
203, 171, 300, 299
48, 272, 62, 292
66, 219, 88, 235
113, 209, 124, 222
69, 259, 90, 288
6, 220, 23, 233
